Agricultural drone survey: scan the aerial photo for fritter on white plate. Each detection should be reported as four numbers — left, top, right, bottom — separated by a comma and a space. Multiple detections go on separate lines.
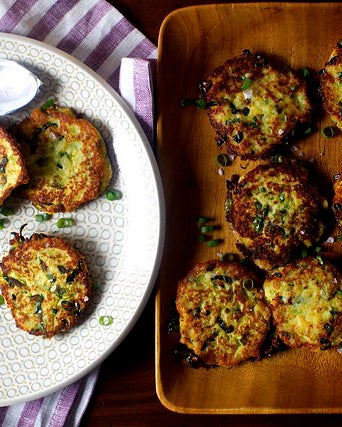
201, 49, 311, 159
264, 256, 342, 350
14, 102, 112, 213
176, 260, 271, 367
320, 40, 342, 130
0, 126, 28, 205
0, 230, 92, 338
225, 160, 325, 270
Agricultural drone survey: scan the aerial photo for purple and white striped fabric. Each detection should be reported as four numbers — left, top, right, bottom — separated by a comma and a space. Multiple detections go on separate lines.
0, 1, 157, 426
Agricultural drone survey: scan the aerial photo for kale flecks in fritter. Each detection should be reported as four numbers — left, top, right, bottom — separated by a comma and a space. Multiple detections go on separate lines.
201, 49, 311, 159
225, 161, 325, 270
264, 256, 342, 350
0, 126, 29, 205
320, 40, 342, 130
0, 231, 92, 338
176, 260, 271, 367
13, 103, 112, 213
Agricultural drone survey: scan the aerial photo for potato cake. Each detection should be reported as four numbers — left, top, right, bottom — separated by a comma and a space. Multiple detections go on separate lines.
0, 126, 28, 205
225, 161, 324, 270
176, 260, 271, 367
333, 174, 342, 221
14, 102, 112, 213
264, 256, 342, 350
201, 49, 311, 159
320, 40, 342, 130
0, 230, 92, 338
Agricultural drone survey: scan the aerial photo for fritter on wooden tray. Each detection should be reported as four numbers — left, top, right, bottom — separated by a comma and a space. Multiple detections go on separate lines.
264, 256, 342, 350
176, 260, 271, 367
201, 49, 311, 159
225, 160, 326, 270
320, 40, 342, 130
333, 174, 342, 221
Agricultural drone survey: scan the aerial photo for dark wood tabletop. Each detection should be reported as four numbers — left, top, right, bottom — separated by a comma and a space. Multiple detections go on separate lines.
81, 2, 342, 426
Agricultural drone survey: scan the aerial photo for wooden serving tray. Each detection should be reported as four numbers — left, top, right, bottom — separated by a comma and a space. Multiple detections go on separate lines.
156, 3, 342, 414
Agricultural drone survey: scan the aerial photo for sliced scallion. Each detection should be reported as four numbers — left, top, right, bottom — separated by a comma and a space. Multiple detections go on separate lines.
303, 126, 312, 136
206, 238, 222, 247
241, 78, 253, 91
41, 98, 56, 111
302, 68, 310, 78
200, 225, 220, 234
198, 234, 209, 242
316, 254, 324, 265
197, 216, 211, 225
301, 248, 308, 258
233, 131, 244, 143
180, 98, 217, 109
0, 156, 8, 173
99, 315, 113, 326
56, 217, 73, 228
0, 206, 13, 216
322, 126, 335, 138
216, 154, 231, 167
243, 278, 254, 290
106, 189, 122, 201
35, 213, 53, 222
0, 295, 4, 305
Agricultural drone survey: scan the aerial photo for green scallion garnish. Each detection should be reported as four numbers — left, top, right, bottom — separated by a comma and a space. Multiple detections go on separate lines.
180, 98, 217, 109
35, 213, 53, 222
241, 77, 253, 91
0, 219, 5, 230
206, 238, 222, 247
106, 189, 122, 201
56, 217, 73, 228
200, 225, 220, 234
99, 315, 113, 326
216, 154, 231, 167
303, 126, 312, 136
197, 216, 211, 225
322, 126, 335, 138
302, 68, 310, 78
301, 248, 308, 258
221, 253, 236, 262
0, 206, 13, 216
0, 295, 4, 305
316, 254, 324, 265
41, 98, 56, 111
0, 156, 8, 173
243, 278, 254, 290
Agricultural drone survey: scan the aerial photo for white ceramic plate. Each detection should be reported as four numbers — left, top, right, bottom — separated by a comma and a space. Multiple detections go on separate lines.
0, 33, 164, 406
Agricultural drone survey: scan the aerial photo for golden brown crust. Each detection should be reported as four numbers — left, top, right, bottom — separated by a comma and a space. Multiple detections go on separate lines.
176, 260, 271, 367
264, 257, 342, 350
202, 50, 311, 159
0, 231, 92, 338
0, 126, 29, 205
225, 161, 324, 270
333, 174, 342, 220
320, 41, 342, 130
14, 104, 112, 213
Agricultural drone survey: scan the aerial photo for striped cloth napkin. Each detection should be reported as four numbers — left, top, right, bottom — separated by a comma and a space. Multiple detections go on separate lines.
0, 1, 156, 426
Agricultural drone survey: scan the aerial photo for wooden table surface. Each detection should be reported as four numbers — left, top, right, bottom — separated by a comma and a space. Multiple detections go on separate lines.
81, 1, 342, 426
